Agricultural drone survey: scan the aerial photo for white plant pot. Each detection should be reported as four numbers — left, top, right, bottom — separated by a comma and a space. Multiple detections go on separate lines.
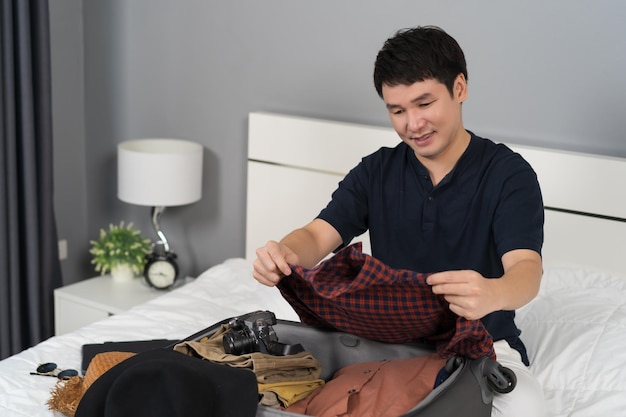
111, 264, 135, 283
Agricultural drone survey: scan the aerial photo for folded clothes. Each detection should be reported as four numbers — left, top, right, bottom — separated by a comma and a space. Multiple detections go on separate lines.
286, 354, 447, 417
174, 324, 325, 408
174, 324, 322, 384
258, 379, 325, 408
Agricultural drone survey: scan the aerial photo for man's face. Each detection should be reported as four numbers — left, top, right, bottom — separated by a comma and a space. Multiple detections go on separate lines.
382, 75, 468, 163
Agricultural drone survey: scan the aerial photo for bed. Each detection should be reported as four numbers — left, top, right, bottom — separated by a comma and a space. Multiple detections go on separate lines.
1, 112, 625, 416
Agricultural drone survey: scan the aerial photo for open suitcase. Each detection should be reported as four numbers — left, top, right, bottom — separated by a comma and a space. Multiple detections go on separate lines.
178, 310, 517, 417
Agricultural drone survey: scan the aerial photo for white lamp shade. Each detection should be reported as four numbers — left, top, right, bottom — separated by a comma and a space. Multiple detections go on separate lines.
118, 139, 203, 206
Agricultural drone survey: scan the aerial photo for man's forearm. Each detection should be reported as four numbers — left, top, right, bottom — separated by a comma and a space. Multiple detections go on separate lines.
280, 219, 342, 269
497, 250, 543, 311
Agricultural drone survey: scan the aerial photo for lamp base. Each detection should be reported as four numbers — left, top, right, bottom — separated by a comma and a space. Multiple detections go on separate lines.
151, 206, 171, 253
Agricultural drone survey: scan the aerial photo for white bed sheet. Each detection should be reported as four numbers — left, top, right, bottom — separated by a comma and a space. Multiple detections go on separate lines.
1, 260, 625, 417
516, 267, 626, 416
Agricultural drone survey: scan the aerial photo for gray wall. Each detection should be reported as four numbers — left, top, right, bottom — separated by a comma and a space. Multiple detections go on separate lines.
50, 0, 626, 284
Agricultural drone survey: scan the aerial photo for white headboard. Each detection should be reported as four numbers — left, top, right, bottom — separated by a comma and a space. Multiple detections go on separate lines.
246, 112, 626, 277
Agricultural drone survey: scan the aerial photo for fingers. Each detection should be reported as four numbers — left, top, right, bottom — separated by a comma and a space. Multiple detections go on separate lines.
429, 272, 467, 296
252, 241, 295, 287
427, 270, 489, 320
428, 270, 482, 295
427, 270, 469, 286
441, 295, 483, 321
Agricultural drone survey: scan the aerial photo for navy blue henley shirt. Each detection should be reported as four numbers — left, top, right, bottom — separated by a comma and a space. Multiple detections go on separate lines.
317, 132, 544, 364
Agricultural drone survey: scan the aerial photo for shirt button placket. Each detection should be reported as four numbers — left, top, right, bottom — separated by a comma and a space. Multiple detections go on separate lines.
423, 194, 435, 231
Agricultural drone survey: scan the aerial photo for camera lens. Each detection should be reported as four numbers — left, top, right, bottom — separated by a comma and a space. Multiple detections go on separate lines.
222, 326, 258, 355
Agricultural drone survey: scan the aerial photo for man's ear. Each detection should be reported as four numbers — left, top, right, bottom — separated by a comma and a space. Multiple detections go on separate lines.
454, 73, 468, 103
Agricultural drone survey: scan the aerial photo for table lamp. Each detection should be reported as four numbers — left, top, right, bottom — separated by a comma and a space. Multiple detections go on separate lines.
118, 139, 203, 289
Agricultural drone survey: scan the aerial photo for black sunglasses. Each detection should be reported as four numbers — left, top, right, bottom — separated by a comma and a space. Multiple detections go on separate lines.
30, 362, 79, 380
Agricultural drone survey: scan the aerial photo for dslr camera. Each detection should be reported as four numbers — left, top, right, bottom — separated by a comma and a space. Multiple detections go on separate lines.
222, 310, 304, 356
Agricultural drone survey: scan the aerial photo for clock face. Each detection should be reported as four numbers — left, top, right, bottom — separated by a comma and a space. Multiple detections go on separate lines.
147, 260, 177, 289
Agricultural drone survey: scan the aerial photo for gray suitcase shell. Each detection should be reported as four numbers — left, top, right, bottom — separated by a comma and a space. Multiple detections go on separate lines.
180, 311, 516, 417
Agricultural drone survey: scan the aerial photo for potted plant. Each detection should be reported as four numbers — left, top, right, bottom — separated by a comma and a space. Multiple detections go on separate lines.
90, 221, 152, 282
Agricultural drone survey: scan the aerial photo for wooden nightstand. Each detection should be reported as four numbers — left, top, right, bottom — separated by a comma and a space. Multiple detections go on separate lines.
54, 275, 167, 335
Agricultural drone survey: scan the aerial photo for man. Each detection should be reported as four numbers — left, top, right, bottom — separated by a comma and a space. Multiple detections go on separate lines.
253, 26, 546, 416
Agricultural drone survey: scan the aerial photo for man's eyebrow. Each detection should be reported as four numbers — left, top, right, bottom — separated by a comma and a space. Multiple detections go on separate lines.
385, 92, 434, 110
411, 92, 434, 103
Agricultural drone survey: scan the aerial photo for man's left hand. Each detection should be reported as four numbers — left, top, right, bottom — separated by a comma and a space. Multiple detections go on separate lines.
427, 270, 500, 320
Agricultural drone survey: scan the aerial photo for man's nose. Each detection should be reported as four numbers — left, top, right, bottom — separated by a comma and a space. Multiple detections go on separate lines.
407, 109, 426, 132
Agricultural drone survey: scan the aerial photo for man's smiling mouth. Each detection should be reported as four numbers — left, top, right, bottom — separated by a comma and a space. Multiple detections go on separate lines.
411, 132, 434, 143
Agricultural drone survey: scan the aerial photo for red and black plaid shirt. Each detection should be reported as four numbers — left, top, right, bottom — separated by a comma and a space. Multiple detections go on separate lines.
277, 243, 495, 360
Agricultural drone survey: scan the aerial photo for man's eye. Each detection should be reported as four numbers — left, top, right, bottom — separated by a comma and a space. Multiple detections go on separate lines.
419, 101, 433, 108
391, 109, 404, 115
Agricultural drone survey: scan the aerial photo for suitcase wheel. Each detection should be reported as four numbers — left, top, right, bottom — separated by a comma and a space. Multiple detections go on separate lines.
484, 360, 517, 394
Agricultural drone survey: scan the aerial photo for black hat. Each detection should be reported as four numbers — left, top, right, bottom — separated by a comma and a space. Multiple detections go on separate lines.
76, 348, 258, 417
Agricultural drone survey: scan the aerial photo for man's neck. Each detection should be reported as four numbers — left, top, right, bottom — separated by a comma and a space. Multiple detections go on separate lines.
418, 130, 471, 186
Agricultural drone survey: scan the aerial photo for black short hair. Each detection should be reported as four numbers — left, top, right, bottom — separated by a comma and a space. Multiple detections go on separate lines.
373, 26, 468, 98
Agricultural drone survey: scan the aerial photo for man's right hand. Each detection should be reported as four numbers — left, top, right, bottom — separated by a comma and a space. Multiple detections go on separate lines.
253, 240, 299, 287
253, 219, 343, 287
